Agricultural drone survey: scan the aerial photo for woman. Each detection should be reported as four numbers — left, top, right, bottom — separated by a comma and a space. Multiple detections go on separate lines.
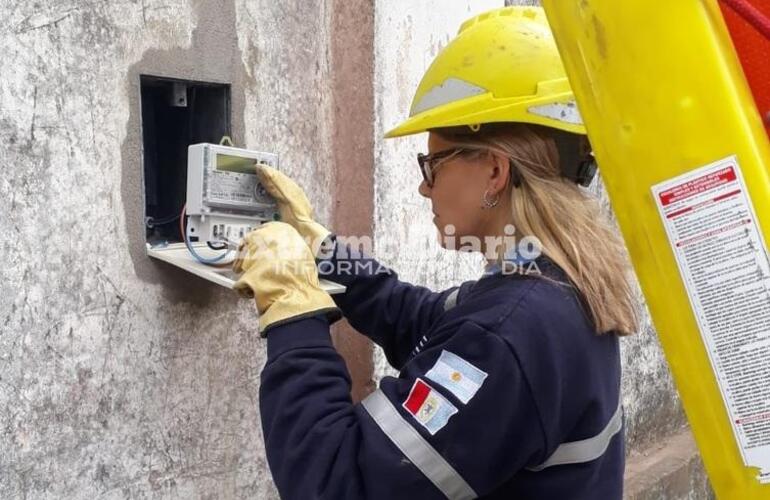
234, 6, 638, 499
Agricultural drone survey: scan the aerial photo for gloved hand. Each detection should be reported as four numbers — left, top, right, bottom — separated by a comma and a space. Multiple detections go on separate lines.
257, 165, 332, 256
233, 222, 340, 336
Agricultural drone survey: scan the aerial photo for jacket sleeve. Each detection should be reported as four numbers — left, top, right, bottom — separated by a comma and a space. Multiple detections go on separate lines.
316, 235, 460, 368
259, 315, 548, 500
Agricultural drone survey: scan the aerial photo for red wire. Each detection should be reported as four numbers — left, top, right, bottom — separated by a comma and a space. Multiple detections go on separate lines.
721, 0, 770, 40
179, 203, 187, 242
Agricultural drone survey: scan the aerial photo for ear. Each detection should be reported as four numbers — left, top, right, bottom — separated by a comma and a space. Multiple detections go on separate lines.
487, 151, 511, 194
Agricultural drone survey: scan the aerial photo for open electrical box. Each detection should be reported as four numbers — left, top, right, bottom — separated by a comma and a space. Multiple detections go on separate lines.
139, 75, 344, 294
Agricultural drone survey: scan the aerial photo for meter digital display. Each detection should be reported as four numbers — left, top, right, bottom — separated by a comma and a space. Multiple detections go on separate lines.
216, 153, 258, 174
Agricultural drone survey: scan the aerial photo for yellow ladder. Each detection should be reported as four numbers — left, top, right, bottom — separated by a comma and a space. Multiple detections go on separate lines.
542, 0, 770, 497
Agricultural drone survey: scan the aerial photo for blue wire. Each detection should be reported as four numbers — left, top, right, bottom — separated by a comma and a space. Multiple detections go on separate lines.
180, 204, 231, 265
184, 226, 232, 264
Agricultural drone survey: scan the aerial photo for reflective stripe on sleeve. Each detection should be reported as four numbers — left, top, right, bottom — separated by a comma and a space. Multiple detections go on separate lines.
527, 400, 624, 472
443, 289, 460, 312
361, 389, 477, 500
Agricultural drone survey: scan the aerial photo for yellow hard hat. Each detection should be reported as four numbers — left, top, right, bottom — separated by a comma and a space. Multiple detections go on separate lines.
384, 6, 586, 138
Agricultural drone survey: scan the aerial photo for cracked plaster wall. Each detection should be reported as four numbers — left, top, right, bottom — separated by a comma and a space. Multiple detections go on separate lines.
372, 0, 688, 455
0, 1, 338, 498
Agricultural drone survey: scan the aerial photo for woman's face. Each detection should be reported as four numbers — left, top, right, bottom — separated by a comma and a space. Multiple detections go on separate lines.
419, 132, 510, 249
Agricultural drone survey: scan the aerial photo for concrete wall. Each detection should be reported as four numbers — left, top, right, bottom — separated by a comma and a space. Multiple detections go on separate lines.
0, 1, 371, 498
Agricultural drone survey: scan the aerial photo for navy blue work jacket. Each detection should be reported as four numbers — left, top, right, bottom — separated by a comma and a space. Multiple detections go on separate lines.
259, 238, 624, 499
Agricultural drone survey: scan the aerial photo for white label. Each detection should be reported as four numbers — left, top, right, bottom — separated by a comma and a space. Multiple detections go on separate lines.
652, 156, 770, 483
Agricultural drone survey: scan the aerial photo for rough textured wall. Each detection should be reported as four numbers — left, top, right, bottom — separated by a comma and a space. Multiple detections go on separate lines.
328, 0, 377, 403
0, 1, 339, 498
372, 0, 688, 455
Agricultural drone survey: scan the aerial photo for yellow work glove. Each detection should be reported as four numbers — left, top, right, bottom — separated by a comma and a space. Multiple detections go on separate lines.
256, 165, 332, 256
233, 222, 340, 336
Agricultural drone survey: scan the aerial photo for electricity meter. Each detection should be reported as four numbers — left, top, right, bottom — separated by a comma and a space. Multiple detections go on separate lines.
185, 143, 280, 244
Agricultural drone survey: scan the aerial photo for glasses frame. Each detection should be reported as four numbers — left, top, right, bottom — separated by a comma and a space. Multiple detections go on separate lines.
416, 147, 471, 187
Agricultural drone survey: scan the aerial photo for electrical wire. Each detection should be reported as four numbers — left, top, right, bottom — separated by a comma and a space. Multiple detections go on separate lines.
179, 204, 233, 265
146, 212, 181, 228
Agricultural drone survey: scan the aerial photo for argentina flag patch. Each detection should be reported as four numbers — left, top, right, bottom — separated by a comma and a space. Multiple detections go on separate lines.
425, 350, 488, 404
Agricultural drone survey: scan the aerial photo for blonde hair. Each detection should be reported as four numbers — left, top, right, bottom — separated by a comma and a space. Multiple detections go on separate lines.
437, 123, 638, 336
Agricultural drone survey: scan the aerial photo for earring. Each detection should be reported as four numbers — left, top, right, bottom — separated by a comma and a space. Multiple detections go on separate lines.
481, 189, 500, 209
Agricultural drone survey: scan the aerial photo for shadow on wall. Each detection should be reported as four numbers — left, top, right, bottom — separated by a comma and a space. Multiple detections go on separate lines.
121, 0, 249, 305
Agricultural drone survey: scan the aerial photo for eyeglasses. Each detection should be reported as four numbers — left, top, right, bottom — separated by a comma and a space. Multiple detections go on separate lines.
416, 147, 470, 187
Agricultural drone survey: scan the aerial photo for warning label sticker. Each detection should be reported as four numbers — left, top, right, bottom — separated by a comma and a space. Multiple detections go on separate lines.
652, 156, 770, 483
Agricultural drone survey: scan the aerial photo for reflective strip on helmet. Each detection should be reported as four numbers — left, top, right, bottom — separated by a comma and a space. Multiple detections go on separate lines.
527, 101, 584, 125
527, 400, 623, 472
443, 289, 460, 311
361, 389, 477, 500
411, 78, 487, 116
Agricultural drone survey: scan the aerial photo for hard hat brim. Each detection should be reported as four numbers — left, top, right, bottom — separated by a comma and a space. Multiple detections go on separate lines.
384, 92, 588, 138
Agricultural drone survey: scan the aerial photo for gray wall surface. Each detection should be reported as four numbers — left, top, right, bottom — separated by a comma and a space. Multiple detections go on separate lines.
0, 0, 340, 498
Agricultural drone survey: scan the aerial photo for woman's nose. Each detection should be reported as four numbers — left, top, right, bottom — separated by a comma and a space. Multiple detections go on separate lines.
418, 179, 431, 198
